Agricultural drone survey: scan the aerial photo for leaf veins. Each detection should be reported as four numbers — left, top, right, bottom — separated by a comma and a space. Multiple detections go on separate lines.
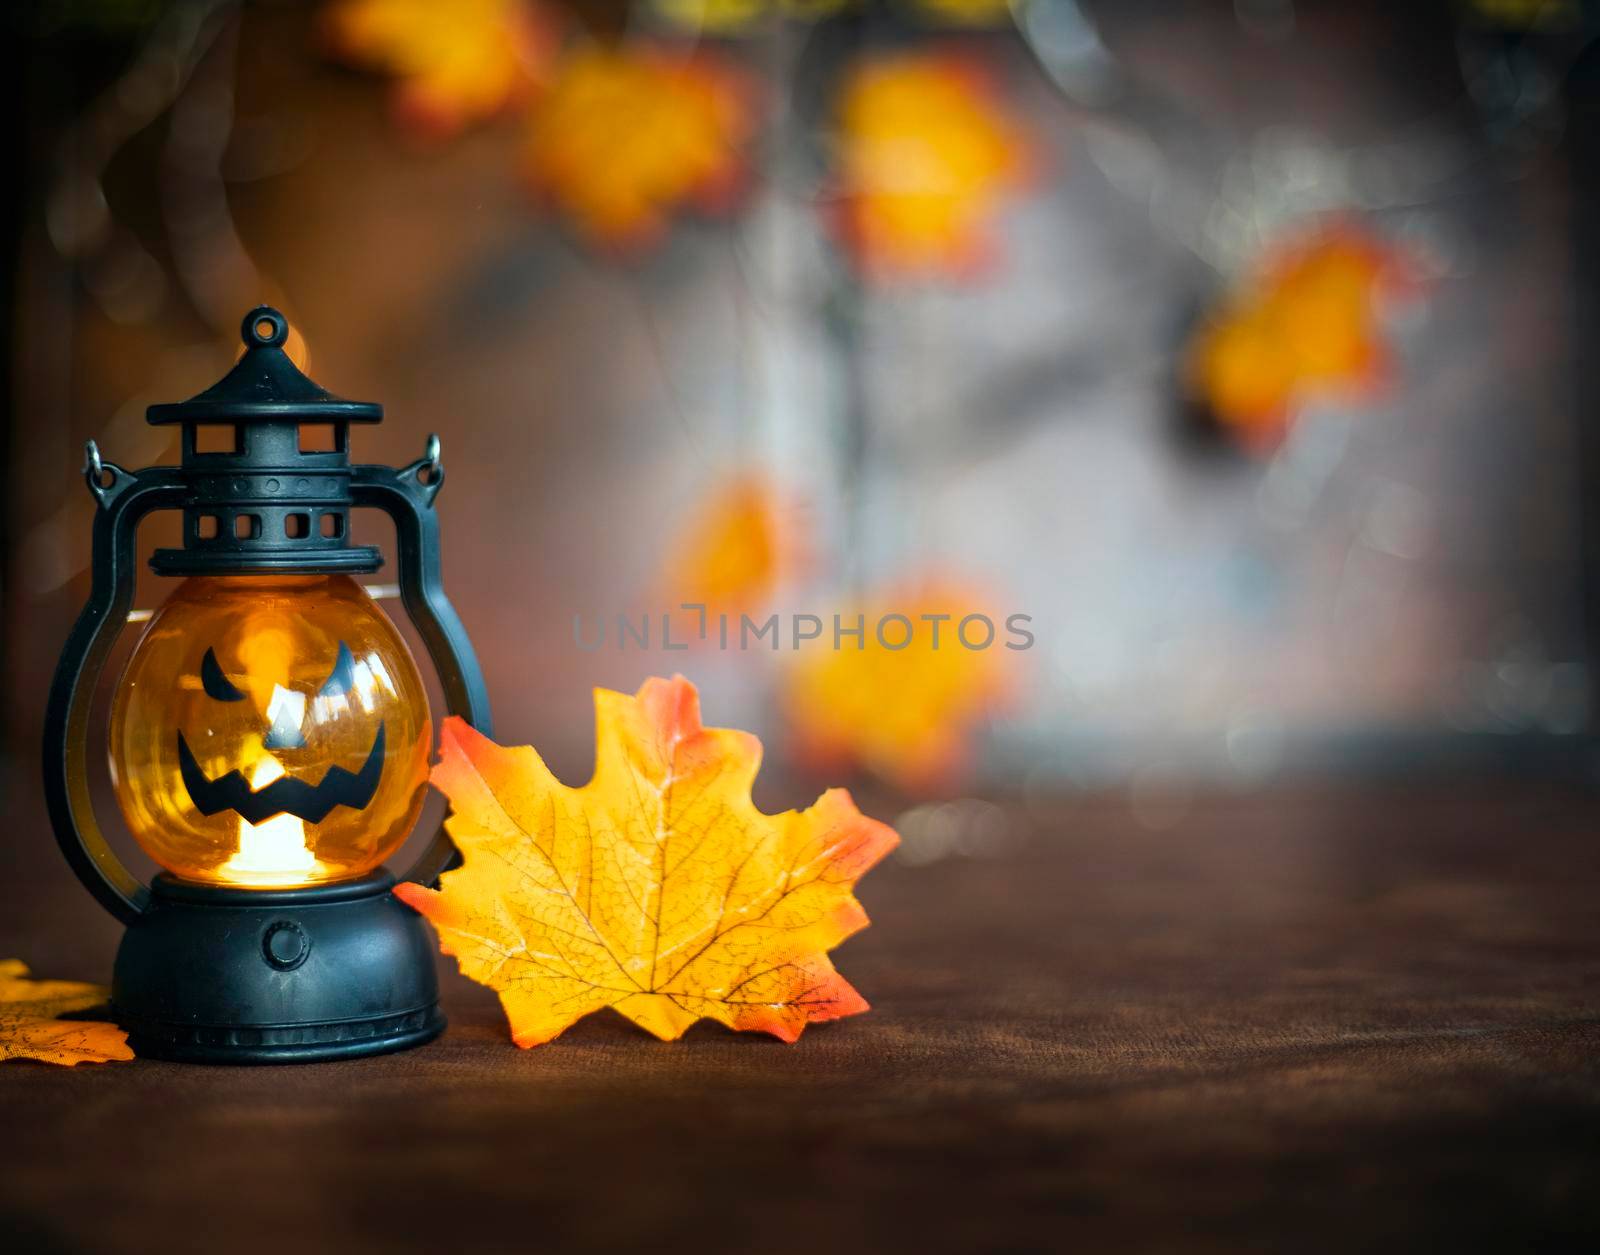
0, 960, 133, 1066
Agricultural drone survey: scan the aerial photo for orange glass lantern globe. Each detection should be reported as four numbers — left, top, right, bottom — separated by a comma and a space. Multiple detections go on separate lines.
109, 574, 432, 888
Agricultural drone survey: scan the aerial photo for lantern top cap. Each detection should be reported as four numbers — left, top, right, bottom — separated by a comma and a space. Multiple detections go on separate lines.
145, 307, 383, 426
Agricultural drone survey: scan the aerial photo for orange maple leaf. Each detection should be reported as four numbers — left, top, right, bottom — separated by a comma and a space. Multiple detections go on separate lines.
0, 960, 133, 1066
523, 48, 756, 252
1187, 221, 1416, 450
777, 573, 1011, 790
397, 677, 898, 1046
658, 472, 808, 622
782, 576, 1014, 791
832, 52, 1033, 280
321, 0, 559, 140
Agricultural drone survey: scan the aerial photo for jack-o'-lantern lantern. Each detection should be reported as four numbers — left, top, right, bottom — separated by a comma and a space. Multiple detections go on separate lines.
43, 307, 491, 1064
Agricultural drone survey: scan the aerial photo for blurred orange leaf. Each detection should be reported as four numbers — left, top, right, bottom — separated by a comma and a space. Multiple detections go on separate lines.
397, 678, 897, 1046
524, 48, 756, 252
833, 52, 1032, 280
1188, 222, 1414, 450
0, 960, 133, 1066
321, 0, 558, 140
660, 473, 806, 620
783, 577, 1013, 790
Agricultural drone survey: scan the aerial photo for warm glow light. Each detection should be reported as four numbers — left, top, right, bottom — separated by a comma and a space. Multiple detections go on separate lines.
221, 756, 322, 883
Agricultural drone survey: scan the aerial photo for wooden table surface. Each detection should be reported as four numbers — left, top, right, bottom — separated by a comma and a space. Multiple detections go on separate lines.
2, 780, 1598, 1254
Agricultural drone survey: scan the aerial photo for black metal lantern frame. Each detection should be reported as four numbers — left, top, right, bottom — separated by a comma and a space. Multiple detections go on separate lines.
42, 308, 492, 1064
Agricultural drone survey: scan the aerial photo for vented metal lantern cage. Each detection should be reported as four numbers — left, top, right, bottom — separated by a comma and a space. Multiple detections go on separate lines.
43, 307, 491, 1063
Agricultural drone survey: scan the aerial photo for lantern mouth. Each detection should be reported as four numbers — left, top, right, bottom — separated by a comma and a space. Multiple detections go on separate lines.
176, 722, 388, 826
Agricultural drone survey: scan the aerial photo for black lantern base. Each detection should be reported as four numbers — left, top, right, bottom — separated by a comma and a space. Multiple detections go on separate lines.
112, 869, 444, 1064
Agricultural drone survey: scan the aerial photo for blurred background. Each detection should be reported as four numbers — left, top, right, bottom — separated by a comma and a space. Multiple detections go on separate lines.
4, 0, 1598, 867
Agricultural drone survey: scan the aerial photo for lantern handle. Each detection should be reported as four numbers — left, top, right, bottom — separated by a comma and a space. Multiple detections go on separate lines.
43, 449, 188, 924
352, 435, 492, 889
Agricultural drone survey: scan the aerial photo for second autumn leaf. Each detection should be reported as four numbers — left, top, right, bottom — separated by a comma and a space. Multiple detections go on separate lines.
397, 676, 898, 1046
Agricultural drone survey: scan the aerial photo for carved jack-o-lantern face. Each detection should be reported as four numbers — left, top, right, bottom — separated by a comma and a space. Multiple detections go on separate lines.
110, 574, 431, 887
178, 643, 388, 826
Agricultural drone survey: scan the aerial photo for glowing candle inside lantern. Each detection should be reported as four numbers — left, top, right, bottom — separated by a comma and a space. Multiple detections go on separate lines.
222, 754, 319, 882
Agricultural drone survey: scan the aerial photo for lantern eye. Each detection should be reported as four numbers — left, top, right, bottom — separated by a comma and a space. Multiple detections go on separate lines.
200, 647, 246, 702
317, 642, 356, 698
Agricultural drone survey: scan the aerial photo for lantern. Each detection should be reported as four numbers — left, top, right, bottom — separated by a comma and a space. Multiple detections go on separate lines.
43, 307, 491, 1063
